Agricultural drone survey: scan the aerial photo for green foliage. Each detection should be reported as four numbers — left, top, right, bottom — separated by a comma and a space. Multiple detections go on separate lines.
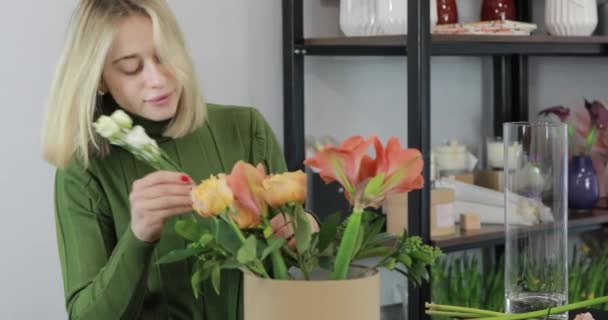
160, 209, 442, 294
430, 246, 608, 319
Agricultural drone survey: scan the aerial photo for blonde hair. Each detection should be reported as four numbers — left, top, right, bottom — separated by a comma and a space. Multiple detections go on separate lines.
42, 0, 206, 169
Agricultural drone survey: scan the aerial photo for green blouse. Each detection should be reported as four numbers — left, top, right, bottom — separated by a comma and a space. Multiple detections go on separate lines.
54, 103, 287, 320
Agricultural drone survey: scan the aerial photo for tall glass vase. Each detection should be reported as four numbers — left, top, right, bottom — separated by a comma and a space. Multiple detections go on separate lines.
504, 122, 568, 319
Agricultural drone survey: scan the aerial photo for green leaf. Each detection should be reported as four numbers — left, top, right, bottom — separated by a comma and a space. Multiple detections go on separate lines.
318, 212, 342, 252
200, 260, 215, 281
355, 246, 394, 260
363, 215, 385, 245
198, 216, 217, 231
318, 256, 333, 270
294, 208, 312, 253
413, 262, 430, 282
221, 259, 243, 270
366, 232, 397, 247
191, 263, 203, 299
384, 257, 397, 270
216, 218, 242, 255
261, 237, 287, 260
310, 233, 319, 252
410, 250, 435, 264
156, 246, 204, 265
398, 253, 413, 267
175, 219, 205, 242
199, 233, 214, 246
256, 239, 267, 258
237, 236, 257, 264
211, 265, 221, 295
363, 173, 385, 199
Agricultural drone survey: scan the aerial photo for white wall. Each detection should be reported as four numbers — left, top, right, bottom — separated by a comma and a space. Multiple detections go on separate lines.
3, 0, 608, 319
0, 2, 74, 319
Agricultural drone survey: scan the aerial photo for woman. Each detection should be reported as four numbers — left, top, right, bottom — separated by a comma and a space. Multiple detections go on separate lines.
41, 1, 316, 319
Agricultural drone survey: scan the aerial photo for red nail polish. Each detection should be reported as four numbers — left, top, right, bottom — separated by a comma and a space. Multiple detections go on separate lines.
180, 175, 190, 183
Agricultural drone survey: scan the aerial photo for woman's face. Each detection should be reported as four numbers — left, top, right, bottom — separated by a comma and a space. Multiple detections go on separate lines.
101, 13, 181, 121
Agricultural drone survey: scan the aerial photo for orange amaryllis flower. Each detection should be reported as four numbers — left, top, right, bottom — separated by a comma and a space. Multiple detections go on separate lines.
303, 135, 374, 201
360, 136, 424, 209
191, 173, 234, 217
263, 171, 307, 207
226, 161, 268, 228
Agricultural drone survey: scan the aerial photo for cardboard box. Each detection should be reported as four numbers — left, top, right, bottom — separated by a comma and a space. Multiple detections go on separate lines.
385, 193, 408, 235
384, 188, 456, 237
447, 173, 475, 184
460, 212, 481, 231
431, 188, 456, 237
475, 170, 504, 191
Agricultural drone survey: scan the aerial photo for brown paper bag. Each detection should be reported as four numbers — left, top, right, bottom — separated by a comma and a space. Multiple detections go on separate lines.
243, 271, 380, 320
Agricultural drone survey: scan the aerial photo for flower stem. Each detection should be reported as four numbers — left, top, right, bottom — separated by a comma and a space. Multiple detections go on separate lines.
221, 213, 246, 243
220, 213, 269, 278
262, 217, 289, 280
160, 152, 183, 172
432, 296, 608, 320
425, 303, 505, 317
482, 297, 608, 319
331, 208, 364, 280
269, 237, 289, 280
425, 310, 488, 318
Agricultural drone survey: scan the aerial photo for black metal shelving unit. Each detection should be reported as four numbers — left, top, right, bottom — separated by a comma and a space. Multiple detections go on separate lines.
282, 1, 608, 319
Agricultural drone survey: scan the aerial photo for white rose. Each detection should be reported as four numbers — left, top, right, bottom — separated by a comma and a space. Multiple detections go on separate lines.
124, 126, 155, 149
110, 110, 133, 129
94, 115, 121, 139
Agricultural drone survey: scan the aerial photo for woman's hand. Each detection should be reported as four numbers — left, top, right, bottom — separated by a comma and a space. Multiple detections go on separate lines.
129, 171, 195, 243
270, 212, 320, 249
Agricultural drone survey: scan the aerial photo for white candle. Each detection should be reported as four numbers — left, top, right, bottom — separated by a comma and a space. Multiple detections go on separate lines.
487, 140, 522, 169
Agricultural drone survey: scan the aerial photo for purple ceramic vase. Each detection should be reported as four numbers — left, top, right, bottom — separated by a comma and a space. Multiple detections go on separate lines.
568, 155, 600, 210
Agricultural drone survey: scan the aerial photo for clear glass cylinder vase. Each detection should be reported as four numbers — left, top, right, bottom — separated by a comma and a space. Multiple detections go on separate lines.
503, 122, 568, 319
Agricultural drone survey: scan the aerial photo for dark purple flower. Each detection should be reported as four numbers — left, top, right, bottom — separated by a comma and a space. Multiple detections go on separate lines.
538, 106, 570, 122
584, 99, 608, 130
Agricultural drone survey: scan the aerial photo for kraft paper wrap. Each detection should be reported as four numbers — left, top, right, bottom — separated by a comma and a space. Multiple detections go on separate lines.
243, 270, 380, 320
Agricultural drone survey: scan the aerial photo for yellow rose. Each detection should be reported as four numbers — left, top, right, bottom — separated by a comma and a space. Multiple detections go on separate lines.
191, 174, 234, 217
263, 171, 307, 208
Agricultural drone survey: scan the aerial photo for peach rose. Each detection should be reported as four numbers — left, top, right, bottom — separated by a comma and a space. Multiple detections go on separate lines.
263, 171, 307, 207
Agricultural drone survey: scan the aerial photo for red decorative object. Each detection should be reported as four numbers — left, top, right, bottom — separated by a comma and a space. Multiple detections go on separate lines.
437, 0, 458, 24
481, 0, 515, 21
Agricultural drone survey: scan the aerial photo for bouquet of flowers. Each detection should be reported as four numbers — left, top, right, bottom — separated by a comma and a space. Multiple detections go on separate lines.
94, 110, 441, 296
95, 110, 608, 319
